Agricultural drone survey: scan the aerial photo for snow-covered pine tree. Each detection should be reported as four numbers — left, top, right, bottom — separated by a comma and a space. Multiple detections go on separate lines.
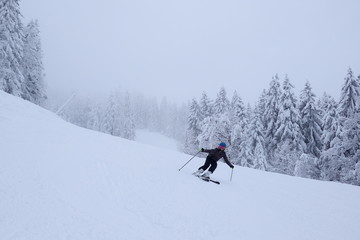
229, 91, 247, 164
331, 68, 360, 184
87, 101, 105, 132
198, 87, 231, 152
273, 75, 305, 175
319, 93, 341, 181
0, 47, 10, 90
237, 104, 253, 167
22, 20, 46, 105
211, 113, 232, 147
257, 89, 267, 127
263, 74, 282, 161
299, 81, 323, 158
338, 68, 359, 118
195, 92, 214, 151
102, 93, 122, 136
196, 116, 216, 150
209, 87, 231, 145
118, 92, 135, 140
319, 93, 338, 150
229, 90, 246, 126
357, 74, 360, 185
131, 93, 149, 129
248, 103, 267, 170
0, 0, 25, 96
184, 98, 202, 154
213, 87, 230, 115
294, 153, 320, 179
199, 91, 213, 119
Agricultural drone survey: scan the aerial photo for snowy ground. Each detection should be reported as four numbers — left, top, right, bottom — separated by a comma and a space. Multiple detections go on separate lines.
1, 91, 360, 240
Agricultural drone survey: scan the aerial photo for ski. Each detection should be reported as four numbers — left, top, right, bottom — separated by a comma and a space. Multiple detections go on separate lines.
206, 179, 220, 185
197, 175, 220, 184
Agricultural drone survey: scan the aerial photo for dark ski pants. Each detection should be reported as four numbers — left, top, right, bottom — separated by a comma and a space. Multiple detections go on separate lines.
199, 156, 217, 173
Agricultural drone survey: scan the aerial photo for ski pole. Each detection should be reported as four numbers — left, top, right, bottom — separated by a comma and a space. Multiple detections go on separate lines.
230, 168, 233, 182
178, 151, 201, 171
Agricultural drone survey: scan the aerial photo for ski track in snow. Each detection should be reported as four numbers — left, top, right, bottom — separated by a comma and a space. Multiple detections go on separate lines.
1, 91, 360, 240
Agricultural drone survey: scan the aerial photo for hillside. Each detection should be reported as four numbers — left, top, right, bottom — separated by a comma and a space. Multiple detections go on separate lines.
1, 91, 360, 240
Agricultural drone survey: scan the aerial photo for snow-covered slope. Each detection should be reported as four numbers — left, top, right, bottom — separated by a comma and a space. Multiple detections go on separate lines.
1, 91, 360, 240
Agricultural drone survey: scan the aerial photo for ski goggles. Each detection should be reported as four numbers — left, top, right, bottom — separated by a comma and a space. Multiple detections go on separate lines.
218, 145, 226, 150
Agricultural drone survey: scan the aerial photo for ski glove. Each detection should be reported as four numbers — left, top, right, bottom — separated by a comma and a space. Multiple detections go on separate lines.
200, 148, 204, 152
230, 165, 234, 169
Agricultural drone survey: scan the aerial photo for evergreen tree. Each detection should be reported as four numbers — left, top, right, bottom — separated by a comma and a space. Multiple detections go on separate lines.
338, 68, 359, 118
299, 81, 323, 158
249, 104, 267, 170
208, 87, 231, 146
87, 101, 105, 132
229, 90, 246, 126
22, 20, 46, 105
197, 115, 231, 151
319, 93, 342, 182
294, 154, 320, 179
273, 76, 305, 174
229, 91, 247, 162
0, 0, 25, 96
320, 93, 338, 151
333, 68, 360, 184
0, 43, 11, 91
237, 105, 253, 167
199, 92, 213, 119
263, 74, 282, 159
197, 87, 231, 152
184, 99, 202, 154
187, 99, 202, 136
102, 93, 121, 136
118, 92, 135, 140
131, 93, 149, 129
196, 116, 215, 150
213, 87, 230, 115
257, 89, 267, 127
338, 69, 360, 154
321, 68, 360, 184
211, 114, 232, 147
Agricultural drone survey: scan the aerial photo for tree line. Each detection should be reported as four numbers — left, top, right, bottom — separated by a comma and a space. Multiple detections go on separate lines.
57, 91, 188, 144
0, 0, 46, 105
185, 69, 360, 186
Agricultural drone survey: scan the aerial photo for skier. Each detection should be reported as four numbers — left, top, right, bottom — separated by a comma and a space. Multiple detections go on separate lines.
193, 142, 234, 180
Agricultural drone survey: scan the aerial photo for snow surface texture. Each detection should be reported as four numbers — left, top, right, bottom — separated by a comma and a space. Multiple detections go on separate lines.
1, 91, 360, 240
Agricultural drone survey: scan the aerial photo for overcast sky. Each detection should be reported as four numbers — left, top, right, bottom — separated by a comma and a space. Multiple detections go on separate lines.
22, 0, 360, 104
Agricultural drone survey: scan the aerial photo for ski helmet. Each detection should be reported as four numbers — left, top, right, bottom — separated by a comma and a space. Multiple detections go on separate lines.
219, 142, 226, 148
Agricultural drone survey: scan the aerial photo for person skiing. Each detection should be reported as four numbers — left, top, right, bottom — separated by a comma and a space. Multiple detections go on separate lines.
193, 142, 234, 180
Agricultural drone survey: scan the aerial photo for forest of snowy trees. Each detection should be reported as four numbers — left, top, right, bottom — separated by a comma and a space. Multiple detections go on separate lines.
185, 69, 360, 186
1, 1, 359, 187
60, 68, 360, 186
0, 0, 46, 105
57, 91, 188, 144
